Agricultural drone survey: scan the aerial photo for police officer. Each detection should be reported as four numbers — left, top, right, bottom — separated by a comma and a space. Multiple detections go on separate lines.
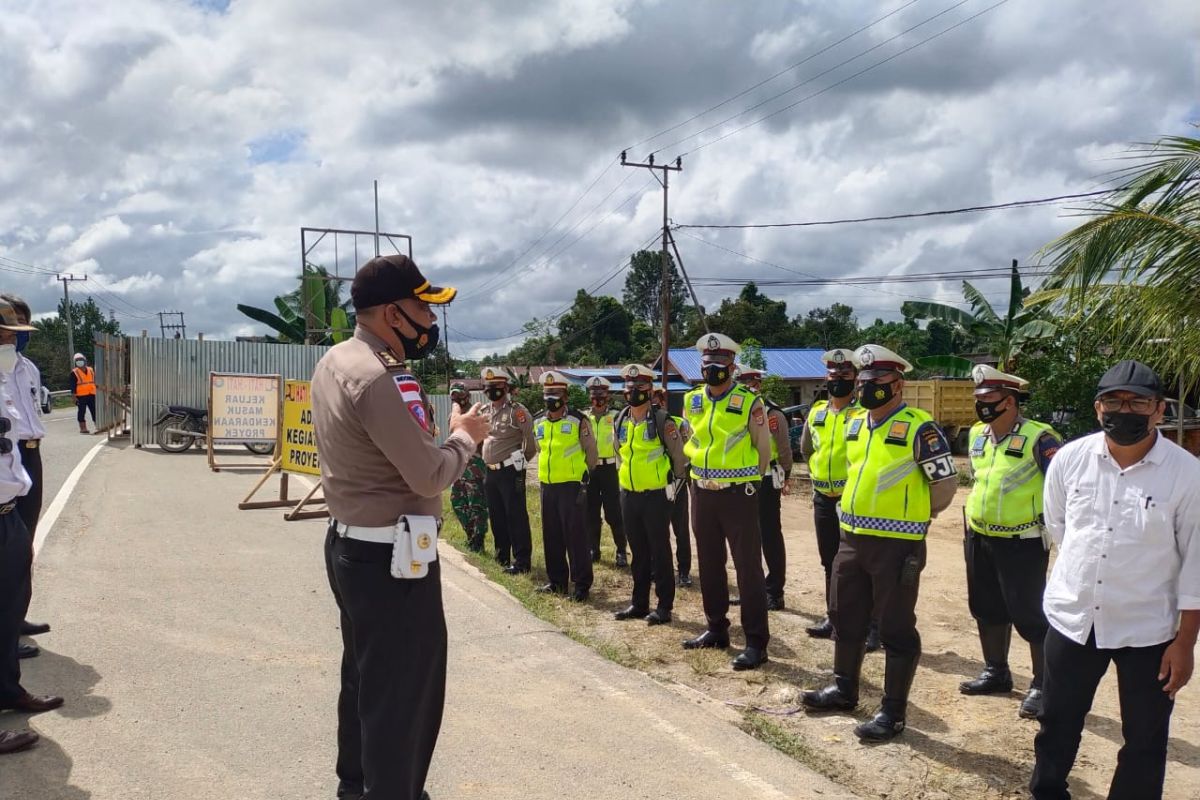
1, 295, 51, 652
481, 367, 538, 574
533, 371, 597, 601
681, 334, 772, 671
655, 387, 693, 587
613, 365, 687, 624
736, 366, 793, 611
802, 344, 958, 741
960, 365, 1061, 720
800, 349, 880, 651
584, 376, 627, 567
313, 254, 489, 800
448, 382, 490, 553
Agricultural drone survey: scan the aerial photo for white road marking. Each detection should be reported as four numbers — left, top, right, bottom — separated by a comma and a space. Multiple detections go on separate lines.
34, 438, 108, 559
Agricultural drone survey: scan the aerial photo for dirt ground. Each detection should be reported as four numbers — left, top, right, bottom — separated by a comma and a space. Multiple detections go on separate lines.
445, 473, 1200, 800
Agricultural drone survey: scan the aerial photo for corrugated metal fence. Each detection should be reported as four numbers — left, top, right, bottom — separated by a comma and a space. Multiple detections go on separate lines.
94, 333, 128, 434
128, 338, 330, 447
426, 391, 485, 445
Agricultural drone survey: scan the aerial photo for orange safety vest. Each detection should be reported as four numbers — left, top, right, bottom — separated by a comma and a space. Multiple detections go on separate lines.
73, 366, 96, 397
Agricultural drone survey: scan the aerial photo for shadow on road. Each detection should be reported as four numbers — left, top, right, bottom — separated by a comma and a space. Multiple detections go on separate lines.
1, 731, 92, 800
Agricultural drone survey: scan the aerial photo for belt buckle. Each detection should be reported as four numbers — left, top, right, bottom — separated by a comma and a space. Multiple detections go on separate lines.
0, 503, 14, 514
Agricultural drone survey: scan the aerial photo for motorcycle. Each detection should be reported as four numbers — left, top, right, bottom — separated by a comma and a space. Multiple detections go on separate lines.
153, 405, 276, 455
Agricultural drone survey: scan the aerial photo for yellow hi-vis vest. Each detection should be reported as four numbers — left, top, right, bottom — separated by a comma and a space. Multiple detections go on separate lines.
682, 384, 760, 484
616, 407, 672, 491
966, 419, 1057, 536
839, 405, 935, 540
534, 411, 587, 484
807, 399, 863, 496
590, 408, 618, 459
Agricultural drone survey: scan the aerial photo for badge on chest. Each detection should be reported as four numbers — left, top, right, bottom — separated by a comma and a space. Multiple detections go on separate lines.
884, 420, 910, 446
847, 418, 864, 441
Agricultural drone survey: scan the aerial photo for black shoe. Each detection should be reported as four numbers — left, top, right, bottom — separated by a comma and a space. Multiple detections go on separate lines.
766, 595, 785, 611
801, 684, 858, 712
854, 708, 906, 741
503, 564, 530, 575
570, 588, 590, 602
677, 572, 692, 587
615, 605, 650, 621
805, 618, 834, 638
646, 609, 671, 626
683, 630, 730, 650
18, 643, 39, 659
535, 583, 567, 595
496, 557, 511, 569
1019, 688, 1044, 720
21, 621, 50, 637
802, 640, 864, 712
959, 667, 1013, 695
865, 626, 882, 653
732, 647, 768, 671
729, 595, 741, 606
614, 552, 628, 568
961, 623, 1014, 694
467, 540, 484, 553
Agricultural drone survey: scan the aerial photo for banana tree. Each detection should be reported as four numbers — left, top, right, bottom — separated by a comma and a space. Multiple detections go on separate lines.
238, 264, 354, 344
902, 260, 1056, 370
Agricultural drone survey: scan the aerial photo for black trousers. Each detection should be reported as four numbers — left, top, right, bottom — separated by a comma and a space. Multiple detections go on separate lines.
830, 530, 925, 657
325, 526, 448, 800
0, 510, 33, 705
484, 464, 532, 568
15, 442, 43, 538
1032, 627, 1175, 800
759, 477, 785, 600
812, 491, 842, 616
76, 395, 96, 423
693, 485, 770, 650
670, 480, 691, 576
964, 530, 1049, 644
541, 482, 592, 591
620, 489, 675, 612
586, 463, 626, 557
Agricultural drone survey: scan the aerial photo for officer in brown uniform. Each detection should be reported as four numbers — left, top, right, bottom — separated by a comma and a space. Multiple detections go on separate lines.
481, 367, 538, 574
736, 366, 794, 610
312, 254, 489, 800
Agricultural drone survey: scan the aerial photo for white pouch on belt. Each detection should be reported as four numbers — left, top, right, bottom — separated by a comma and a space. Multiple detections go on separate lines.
770, 463, 786, 490
391, 515, 439, 579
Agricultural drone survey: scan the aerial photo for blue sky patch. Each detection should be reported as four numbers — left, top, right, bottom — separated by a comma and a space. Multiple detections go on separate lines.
247, 129, 305, 164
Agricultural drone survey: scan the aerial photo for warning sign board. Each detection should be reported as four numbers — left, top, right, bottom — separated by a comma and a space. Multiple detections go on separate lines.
282, 379, 320, 475
209, 373, 280, 444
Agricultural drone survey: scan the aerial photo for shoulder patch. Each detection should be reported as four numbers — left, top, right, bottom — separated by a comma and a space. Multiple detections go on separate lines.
663, 420, 678, 439
393, 374, 428, 431
768, 414, 779, 433
752, 405, 765, 425
375, 349, 405, 371
515, 408, 528, 424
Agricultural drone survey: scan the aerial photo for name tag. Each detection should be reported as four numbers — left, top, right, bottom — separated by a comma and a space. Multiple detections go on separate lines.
847, 418, 864, 440
813, 409, 828, 425
560, 421, 574, 434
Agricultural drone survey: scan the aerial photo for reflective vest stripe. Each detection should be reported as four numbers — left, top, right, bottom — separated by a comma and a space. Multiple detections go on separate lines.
966, 419, 1057, 536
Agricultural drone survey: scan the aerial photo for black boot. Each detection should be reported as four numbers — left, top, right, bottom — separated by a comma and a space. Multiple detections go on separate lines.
802, 640, 863, 712
864, 622, 882, 653
959, 623, 1013, 695
855, 652, 918, 742
1019, 638, 1045, 719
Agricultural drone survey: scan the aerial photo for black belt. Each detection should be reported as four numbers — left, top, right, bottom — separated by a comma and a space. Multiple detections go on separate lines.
18, 440, 40, 450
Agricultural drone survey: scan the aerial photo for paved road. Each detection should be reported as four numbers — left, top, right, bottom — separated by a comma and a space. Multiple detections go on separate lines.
6, 441, 857, 799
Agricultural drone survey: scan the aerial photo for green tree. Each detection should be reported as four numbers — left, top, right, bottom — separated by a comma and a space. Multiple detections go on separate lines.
26, 298, 122, 389
795, 303, 858, 349
760, 374, 791, 406
704, 283, 797, 346
237, 264, 353, 345
856, 318, 929, 362
1036, 134, 1200, 394
739, 337, 766, 370
556, 291, 633, 363
901, 261, 1055, 371
1019, 330, 1110, 440
622, 249, 687, 330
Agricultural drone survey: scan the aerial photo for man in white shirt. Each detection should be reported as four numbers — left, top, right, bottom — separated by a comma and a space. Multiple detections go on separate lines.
1032, 360, 1200, 800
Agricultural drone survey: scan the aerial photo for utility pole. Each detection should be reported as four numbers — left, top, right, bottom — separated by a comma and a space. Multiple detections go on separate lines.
158, 311, 187, 339
621, 151, 682, 390
442, 305, 452, 391
57, 274, 87, 367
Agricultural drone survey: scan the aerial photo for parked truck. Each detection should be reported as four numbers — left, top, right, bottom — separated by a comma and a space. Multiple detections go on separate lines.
905, 379, 977, 454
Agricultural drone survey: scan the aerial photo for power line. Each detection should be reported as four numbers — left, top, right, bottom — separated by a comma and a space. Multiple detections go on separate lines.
673, 0, 1010, 159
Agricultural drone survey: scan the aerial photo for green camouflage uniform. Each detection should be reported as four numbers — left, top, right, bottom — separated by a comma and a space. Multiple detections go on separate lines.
452, 454, 489, 550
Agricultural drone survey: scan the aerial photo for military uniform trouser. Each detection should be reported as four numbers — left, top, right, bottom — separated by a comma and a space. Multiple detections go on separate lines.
759, 477, 785, 600
812, 491, 842, 615
325, 525, 447, 800
670, 480, 691, 576
586, 463, 626, 557
964, 529, 1049, 644
541, 482, 593, 591
451, 455, 489, 547
484, 464, 532, 568
0, 510, 32, 705
830, 530, 925, 658
692, 485, 770, 650
620, 488, 675, 612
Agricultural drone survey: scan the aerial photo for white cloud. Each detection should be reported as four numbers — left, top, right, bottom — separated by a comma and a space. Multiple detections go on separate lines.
61, 216, 133, 262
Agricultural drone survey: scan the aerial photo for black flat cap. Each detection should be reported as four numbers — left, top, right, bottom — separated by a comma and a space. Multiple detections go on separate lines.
350, 254, 456, 311
1095, 359, 1162, 399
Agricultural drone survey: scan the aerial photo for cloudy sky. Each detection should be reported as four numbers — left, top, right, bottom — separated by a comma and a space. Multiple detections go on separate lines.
1, 0, 1196, 357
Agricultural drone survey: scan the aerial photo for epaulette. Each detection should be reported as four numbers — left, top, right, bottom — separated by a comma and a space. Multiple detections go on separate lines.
374, 349, 406, 372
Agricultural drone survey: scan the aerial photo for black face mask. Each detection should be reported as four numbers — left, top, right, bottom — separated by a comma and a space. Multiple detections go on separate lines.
590, 394, 608, 407
392, 304, 439, 360
858, 380, 894, 410
544, 395, 565, 413
826, 378, 855, 399
626, 388, 650, 407
1101, 411, 1152, 446
703, 363, 730, 386
485, 386, 506, 401
975, 397, 1008, 423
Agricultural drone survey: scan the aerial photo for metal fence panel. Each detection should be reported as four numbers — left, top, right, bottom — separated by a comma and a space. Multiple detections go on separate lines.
426, 391, 484, 445
94, 333, 128, 434
130, 338, 330, 447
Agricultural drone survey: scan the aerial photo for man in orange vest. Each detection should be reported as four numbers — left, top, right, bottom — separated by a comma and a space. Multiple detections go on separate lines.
70, 353, 96, 435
